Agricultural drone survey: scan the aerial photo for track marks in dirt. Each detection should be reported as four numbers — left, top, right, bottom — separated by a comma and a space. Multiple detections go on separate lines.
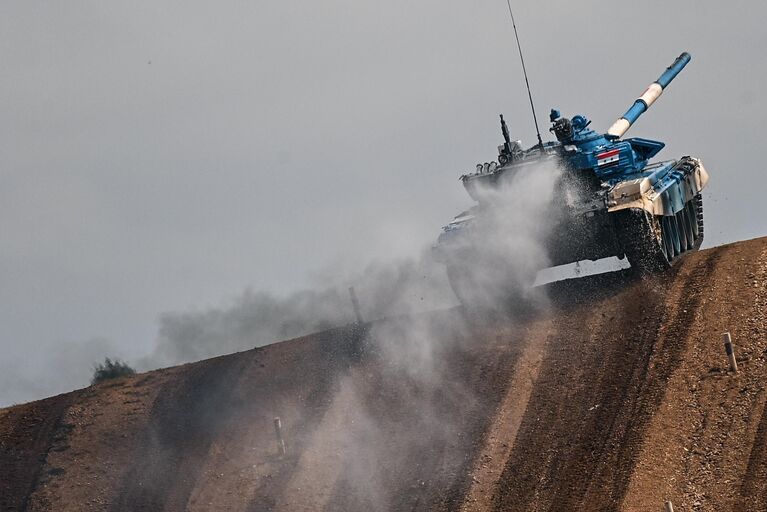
732, 245, 767, 510
581, 247, 725, 510
274, 368, 368, 512
619, 241, 767, 511
109, 326, 365, 512
738, 380, 767, 511
712, 249, 767, 510
489, 248, 725, 512
108, 354, 249, 511
25, 372, 172, 512
277, 312, 525, 512
0, 391, 78, 511
459, 319, 552, 511
237, 326, 366, 511
4, 238, 767, 512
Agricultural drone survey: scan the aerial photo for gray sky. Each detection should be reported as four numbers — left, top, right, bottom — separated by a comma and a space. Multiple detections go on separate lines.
1, 1, 764, 405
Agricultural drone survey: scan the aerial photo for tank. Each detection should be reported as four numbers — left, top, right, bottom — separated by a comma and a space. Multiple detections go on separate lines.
434, 52, 709, 308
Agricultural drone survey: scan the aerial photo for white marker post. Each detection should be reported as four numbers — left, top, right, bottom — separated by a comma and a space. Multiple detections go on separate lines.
348, 286, 363, 324
723, 332, 738, 373
664, 501, 674, 512
274, 417, 287, 455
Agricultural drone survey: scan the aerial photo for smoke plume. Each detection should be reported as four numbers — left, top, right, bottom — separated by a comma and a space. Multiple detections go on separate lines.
271, 157, 564, 509
143, 250, 456, 369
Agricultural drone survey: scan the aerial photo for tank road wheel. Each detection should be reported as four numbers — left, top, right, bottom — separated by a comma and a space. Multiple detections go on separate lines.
668, 215, 682, 256
675, 195, 705, 253
692, 193, 705, 248
685, 200, 699, 241
616, 209, 670, 274
685, 200, 700, 243
661, 216, 677, 258
676, 209, 691, 252
617, 195, 705, 276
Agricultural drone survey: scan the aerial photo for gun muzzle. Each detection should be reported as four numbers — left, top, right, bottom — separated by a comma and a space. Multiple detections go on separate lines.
607, 52, 691, 139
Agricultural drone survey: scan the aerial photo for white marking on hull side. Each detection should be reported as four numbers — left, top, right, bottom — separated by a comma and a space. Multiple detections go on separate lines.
607, 157, 709, 216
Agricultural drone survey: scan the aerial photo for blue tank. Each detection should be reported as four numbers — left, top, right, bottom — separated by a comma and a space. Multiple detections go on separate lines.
434, 52, 709, 307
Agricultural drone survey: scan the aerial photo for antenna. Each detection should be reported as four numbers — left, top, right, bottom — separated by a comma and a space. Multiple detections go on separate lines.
504, 0, 544, 148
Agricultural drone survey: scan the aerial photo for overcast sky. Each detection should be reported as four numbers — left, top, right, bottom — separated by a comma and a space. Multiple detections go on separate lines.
1, 1, 765, 405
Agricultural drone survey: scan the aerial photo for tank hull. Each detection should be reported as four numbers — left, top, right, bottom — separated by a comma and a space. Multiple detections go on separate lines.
434, 156, 708, 271
547, 155, 708, 266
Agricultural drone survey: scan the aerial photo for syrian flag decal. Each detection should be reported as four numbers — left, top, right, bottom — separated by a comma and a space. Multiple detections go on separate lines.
597, 149, 621, 167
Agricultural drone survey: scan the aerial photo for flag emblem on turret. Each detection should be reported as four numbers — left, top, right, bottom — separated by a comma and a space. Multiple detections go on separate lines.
597, 149, 621, 167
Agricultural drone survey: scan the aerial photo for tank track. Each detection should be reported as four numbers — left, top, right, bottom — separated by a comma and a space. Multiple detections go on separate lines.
445, 255, 535, 314
617, 194, 704, 274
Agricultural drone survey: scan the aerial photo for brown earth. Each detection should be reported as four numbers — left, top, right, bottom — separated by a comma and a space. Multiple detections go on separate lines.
1, 236, 766, 512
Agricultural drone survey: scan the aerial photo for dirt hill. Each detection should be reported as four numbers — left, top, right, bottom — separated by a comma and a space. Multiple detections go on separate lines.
2, 236, 766, 511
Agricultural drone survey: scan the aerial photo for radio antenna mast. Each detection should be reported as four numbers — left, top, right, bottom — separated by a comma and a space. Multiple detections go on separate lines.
504, 0, 544, 148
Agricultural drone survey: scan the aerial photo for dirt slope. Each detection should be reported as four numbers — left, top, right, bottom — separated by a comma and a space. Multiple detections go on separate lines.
1, 236, 766, 512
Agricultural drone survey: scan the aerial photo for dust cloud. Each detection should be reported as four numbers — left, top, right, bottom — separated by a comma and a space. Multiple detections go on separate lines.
273, 157, 564, 510
142, 251, 455, 369
1, 156, 562, 441
441, 158, 563, 312
144, 157, 562, 370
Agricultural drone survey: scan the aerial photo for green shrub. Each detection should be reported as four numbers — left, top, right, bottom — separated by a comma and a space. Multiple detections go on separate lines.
91, 357, 136, 384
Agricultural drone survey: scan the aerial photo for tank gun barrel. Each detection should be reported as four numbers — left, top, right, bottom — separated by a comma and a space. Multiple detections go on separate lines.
606, 52, 691, 139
